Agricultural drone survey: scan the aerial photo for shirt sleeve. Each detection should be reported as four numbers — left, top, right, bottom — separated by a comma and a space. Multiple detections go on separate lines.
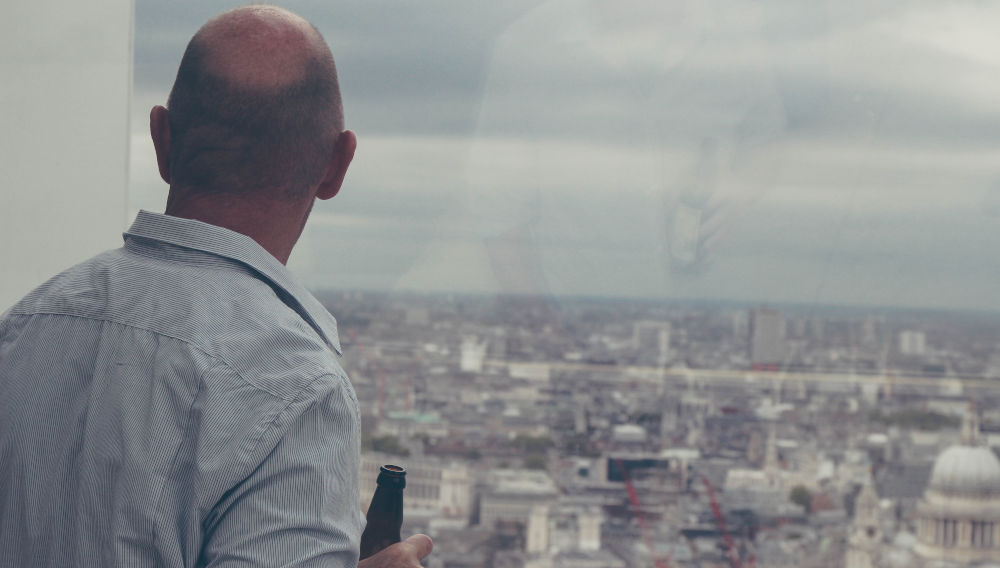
198, 373, 362, 568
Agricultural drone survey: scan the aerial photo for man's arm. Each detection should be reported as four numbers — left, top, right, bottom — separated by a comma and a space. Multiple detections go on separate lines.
198, 374, 362, 568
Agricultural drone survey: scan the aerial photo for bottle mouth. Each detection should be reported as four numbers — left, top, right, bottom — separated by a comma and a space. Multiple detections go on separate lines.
377, 464, 407, 489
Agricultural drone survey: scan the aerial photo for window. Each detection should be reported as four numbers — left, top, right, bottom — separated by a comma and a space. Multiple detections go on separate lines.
130, 2, 1000, 566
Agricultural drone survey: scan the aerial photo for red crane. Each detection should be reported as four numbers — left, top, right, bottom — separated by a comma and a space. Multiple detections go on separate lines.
700, 476, 755, 568
614, 459, 671, 568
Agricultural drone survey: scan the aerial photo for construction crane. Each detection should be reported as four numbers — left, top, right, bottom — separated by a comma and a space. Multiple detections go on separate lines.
700, 476, 738, 567
699, 476, 756, 568
614, 459, 671, 568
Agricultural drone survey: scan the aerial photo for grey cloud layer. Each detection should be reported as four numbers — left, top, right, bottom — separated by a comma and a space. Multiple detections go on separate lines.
131, 0, 1000, 309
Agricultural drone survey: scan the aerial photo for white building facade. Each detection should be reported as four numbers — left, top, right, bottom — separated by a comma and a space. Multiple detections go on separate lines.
914, 406, 1000, 564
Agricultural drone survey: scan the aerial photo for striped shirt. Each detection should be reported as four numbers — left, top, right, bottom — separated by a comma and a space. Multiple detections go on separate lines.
0, 210, 363, 567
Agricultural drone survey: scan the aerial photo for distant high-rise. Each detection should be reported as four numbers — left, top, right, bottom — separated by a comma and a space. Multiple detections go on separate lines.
632, 320, 671, 367
404, 307, 430, 326
860, 316, 879, 345
460, 336, 488, 373
730, 311, 749, 337
898, 330, 926, 356
750, 308, 786, 366
808, 317, 825, 342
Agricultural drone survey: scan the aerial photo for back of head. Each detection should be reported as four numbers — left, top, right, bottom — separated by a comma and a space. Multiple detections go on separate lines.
166, 5, 343, 200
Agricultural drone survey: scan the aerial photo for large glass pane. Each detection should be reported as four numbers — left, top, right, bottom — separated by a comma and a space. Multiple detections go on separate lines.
132, 2, 1000, 566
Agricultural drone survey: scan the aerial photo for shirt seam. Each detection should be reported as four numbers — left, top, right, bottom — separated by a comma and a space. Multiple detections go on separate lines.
151, 364, 208, 561
246, 371, 351, 485
126, 212, 274, 268
251, 371, 347, 454
125, 253, 247, 273
122, 241, 256, 274
3, 310, 338, 402
200, 371, 349, 540
122, 239, 340, 354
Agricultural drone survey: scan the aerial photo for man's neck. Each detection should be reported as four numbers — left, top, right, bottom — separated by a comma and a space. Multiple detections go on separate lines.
165, 190, 312, 265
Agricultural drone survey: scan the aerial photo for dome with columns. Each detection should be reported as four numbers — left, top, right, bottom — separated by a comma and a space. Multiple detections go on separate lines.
914, 403, 1000, 564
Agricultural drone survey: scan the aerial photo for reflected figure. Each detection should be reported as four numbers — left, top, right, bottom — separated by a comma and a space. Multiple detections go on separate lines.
670, 137, 718, 268
462, 0, 787, 302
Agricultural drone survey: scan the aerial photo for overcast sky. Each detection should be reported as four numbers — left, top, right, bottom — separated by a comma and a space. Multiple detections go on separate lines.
130, 0, 1000, 311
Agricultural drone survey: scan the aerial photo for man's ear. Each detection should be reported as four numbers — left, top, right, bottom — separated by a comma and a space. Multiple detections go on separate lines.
150, 105, 172, 184
316, 130, 357, 200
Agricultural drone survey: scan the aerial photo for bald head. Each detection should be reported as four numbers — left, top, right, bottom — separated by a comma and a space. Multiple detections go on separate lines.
165, 5, 344, 198
195, 6, 333, 93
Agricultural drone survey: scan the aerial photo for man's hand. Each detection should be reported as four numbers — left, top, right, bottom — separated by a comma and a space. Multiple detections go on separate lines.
358, 534, 433, 568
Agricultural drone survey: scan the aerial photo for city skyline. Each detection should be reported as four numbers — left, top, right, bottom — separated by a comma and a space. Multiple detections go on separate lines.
328, 289, 1000, 567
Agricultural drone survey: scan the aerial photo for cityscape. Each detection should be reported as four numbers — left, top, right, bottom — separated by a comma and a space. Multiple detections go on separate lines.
320, 290, 1000, 568
9, 1, 1000, 566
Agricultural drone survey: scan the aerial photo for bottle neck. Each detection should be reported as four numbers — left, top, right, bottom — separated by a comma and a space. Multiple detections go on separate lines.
376, 469, 406, 490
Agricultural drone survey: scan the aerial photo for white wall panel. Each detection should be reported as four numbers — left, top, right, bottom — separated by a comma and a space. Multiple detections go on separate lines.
0, 0, 133, 309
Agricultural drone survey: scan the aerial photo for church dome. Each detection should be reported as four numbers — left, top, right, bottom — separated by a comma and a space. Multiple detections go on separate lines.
928, 445, 1000, 498
915, 405, 1000, 564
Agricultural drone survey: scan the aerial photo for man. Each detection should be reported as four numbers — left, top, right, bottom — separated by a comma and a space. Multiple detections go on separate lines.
0, 5, 431, 567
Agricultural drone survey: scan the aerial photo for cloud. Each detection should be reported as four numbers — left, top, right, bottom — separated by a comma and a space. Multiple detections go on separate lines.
133, 2, 538, 135
130, 0, 1000, 309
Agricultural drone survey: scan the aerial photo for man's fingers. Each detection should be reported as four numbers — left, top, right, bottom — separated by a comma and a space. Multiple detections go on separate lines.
400, 533, 434, 560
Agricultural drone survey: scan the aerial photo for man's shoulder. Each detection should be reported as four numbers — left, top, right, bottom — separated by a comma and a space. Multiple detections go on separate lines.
5, 248, 124, 320
6, 245, 344, 397
8, 245, 266, 333
118, 247, 347, 397
209, 298, 347, 401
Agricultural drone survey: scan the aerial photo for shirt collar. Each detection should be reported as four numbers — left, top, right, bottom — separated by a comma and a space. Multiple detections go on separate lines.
123, 210, 342, 355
